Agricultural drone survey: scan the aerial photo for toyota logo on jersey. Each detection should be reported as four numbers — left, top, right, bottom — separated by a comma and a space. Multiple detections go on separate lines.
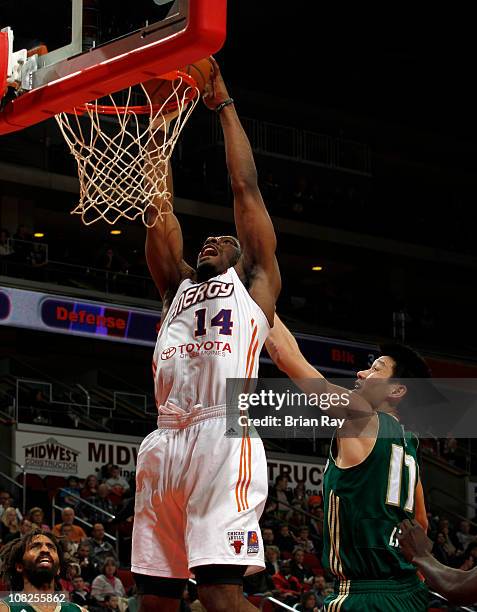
161, 346, 177, 360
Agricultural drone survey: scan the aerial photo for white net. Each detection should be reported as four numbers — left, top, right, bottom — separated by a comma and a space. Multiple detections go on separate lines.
55, 75, 199, 227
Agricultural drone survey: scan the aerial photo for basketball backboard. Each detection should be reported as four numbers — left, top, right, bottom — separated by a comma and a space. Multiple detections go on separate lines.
0, 0, 226, 134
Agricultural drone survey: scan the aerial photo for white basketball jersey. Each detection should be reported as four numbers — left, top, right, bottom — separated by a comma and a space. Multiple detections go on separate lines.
152, 266, 269, 413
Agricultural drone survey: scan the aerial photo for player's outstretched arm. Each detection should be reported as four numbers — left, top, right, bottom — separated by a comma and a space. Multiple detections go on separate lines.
203, 57, 280, 324
399, 519, 477, 605
266, 314, 373, 421
142, 104, 194, 307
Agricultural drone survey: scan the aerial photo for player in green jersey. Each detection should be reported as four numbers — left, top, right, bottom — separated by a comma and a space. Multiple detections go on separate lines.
265, 316, 430, 611
0, 530, 85, 612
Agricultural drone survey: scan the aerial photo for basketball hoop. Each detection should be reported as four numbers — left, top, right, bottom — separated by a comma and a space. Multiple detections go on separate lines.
55, 70, 199, 227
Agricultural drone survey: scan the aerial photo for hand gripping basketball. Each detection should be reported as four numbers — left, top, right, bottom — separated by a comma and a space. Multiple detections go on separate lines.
202, 56, 232, 111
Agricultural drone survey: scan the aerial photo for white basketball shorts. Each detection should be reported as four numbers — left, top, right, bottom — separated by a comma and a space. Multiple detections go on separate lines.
131, 406, 268, 579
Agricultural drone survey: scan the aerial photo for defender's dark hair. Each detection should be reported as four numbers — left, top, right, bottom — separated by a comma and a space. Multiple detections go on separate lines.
0, 529, 63, 591
379, 343, 431, 379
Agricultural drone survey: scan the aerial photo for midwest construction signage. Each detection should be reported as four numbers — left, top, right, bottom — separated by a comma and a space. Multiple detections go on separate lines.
14, 428, 325, 493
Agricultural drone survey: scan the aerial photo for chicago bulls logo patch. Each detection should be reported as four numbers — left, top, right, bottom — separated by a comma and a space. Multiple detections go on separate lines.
226, 529, 245, 555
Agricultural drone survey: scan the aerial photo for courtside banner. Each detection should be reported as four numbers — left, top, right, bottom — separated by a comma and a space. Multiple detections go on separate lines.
0, 285, 161, 346
0, 285, 379, 373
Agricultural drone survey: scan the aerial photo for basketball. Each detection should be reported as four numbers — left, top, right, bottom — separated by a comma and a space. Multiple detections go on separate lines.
143, 57, 212, 106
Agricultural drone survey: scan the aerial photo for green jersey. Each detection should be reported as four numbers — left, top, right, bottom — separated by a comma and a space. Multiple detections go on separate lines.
2, 601, 82, 612
323, 412, 421, 581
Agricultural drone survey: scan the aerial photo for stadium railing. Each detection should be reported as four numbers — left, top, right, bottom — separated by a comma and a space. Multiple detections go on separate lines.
0, 449, 26, 514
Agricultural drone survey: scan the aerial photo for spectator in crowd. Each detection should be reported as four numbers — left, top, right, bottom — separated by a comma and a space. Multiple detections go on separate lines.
270, 475, 293, 517
262, 527, 275, 547
0, 490, 10, 517
289, 548, 314, 586
456, 520, 476, 551
309, 575, 327, 609
275, 523, 296, 554
0, 228, 13, 256
87, 523, 118, 567
287, 500, 307, 531
295, 591, 319, 612
18, 518, 33, 537
0, 492, 22, 521
100, 463, 114, 480
70, 575, 94, 608
105, 466, 130, 496
295, 526, 315, 553
103, 593, 122, 610
441, 437, 467, 471
265, 545, 280, 576
60, 524, 80, 560
58, 476, 82, 508
271, 561, 301, 605
59, 561, 81, 592
0, 507, 20, 545
52, 507, 87, 543
11, 225, 32, 264
96, 245, 128, 274
433, 532, 451, 566
308, 502, 325, 551
73, 540, 100, 584
85, 483, 115, 524
438, 519, 458, 558
90, 557, 126, 603
81, 474, 99, 499
291, 481, 308, 510
28, 507, 50, 531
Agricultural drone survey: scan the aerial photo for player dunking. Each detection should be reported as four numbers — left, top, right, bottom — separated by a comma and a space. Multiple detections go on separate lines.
131, 58, 281, 612
266, 317, 430, 611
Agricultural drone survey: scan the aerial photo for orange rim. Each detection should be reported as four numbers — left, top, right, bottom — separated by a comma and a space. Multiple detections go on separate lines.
70, 70, 198, 116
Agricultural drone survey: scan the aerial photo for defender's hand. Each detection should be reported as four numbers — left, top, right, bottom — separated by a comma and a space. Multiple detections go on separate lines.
398, 519, 433, 562
202, 56, 231, 111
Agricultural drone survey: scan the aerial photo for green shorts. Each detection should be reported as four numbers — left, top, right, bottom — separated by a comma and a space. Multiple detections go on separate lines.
323, 575, 429, 611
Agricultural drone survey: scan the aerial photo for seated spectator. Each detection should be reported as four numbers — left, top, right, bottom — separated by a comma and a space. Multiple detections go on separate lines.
52, 507, 87, 543
0, 492, 22, 521
271, 561, 301, 604
309, 575, 327, 609
103, 593, 122, 610
91, 558, 126, 603
106, 466, 130, 497
18, 518, 33, 537
60, 562, 81, 593
88, 523, 118, 567
100, 463, 114, 481
265, 545, 280, 576
438, 519, 458, 558
456, 519, 477, 551
70, 575, 94, 608
28, 507, 50, 531
261, 527, 275, 546
295, 591, 319, 612
73, 540, 100, 584
295, 526, 315, 553
287, 500, 307, 531
58, 476, 82, 508
441, 437, 467, 471
308, 503, 324, 552
0, 229, 13, 256
270, 475, 293, 518
84, 483, 115, 524
61, 525, 81, 561
0, 507, 20, 545
432, 532, 451, 566
81, 474, 99, 499
275, 523, 296, 554
289, 548, 314, 586
291, 481, 308, 510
